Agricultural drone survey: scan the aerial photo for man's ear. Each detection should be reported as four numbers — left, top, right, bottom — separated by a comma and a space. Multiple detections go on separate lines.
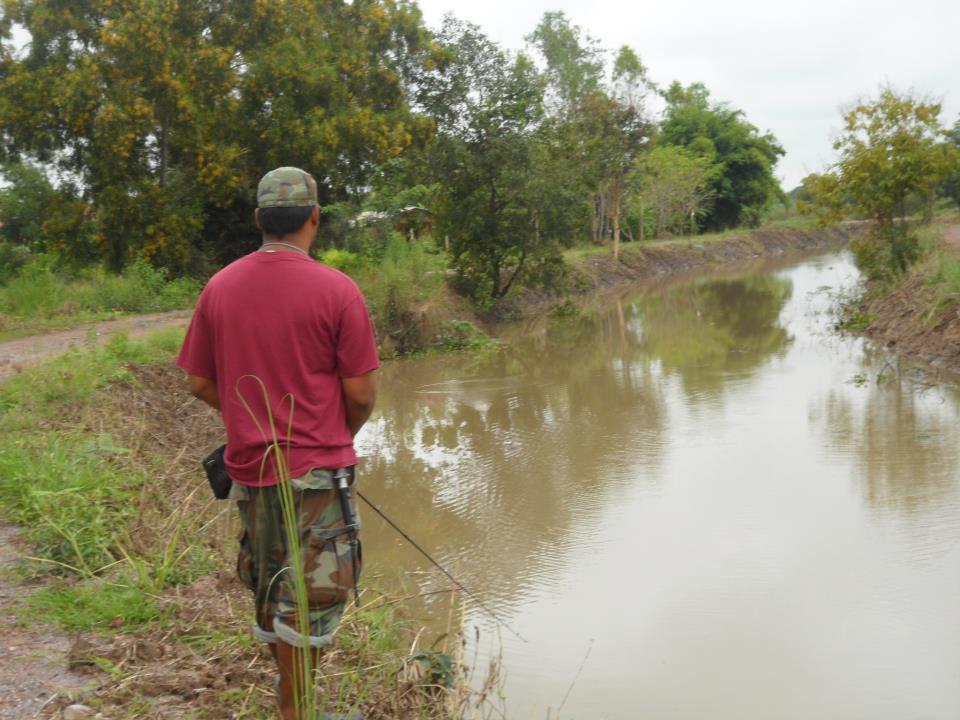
311, 205, 321, 227
254, 208, 261, 230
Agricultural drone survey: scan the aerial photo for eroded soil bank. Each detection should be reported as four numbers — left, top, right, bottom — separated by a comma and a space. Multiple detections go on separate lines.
857, 222, 960, 376
493, 223, 858, 320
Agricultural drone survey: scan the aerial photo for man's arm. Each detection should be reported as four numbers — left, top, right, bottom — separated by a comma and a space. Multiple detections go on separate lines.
342, 371, 377, 437
188, 374, 220, 411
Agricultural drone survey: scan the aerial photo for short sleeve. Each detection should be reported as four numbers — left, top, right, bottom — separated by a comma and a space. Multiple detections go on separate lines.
177, 297, 217, 381
336, 294, 380, 378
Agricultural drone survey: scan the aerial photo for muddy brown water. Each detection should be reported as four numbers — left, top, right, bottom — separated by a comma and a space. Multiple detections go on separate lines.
355, 250, 960, 719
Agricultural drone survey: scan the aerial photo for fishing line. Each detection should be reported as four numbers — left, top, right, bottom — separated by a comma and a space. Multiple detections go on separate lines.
357, 489, 529, 644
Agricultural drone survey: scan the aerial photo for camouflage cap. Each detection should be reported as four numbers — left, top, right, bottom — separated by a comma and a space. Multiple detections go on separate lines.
257, 167, 318, 208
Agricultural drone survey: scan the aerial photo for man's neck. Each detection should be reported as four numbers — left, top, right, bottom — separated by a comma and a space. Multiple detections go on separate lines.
260, 237, 310, 255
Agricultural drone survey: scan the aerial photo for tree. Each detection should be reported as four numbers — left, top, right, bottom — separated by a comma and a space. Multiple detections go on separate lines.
578, 90, 650, 257
939, 117, 960, 210
635, 146, 715, 237
526, 11, 603, 117
660, 81, 784, 230
0, 0, 437, 273
528, 14, 653, 257
427, 18, 553, 301
816, 88, 948, 278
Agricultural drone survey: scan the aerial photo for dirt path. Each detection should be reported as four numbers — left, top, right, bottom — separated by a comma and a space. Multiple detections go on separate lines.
0, 526, 92, 719
0, 310, 193, 382
943, 222, 960, 251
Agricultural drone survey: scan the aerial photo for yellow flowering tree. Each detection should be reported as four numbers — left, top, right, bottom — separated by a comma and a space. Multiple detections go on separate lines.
0, 0, 437, 272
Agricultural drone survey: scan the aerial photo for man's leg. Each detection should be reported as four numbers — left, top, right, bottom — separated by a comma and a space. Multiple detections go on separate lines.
272, 473, 362, 720
275, 639, 323, 720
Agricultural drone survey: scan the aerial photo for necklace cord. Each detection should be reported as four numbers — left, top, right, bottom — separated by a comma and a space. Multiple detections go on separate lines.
259, 241, 309, 256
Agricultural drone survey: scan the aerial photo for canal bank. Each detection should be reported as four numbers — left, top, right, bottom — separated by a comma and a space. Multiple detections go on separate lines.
851, 220, 960, 377
488, 222, 858, 322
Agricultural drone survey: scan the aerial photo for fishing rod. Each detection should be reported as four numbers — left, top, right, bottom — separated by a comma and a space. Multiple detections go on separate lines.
356, 489, 529, 644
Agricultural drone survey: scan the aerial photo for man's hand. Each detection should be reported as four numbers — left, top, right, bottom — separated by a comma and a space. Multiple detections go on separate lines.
342, 371, 377, 437
188, 374, 220, 411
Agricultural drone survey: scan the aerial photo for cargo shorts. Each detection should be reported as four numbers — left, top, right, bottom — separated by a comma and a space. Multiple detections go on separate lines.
232, 468, 362, 649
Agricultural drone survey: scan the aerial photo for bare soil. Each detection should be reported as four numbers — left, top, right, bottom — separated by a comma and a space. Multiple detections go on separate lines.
861, 223, 960, 375
0, 311, 192, 382
0, 525, 93, 719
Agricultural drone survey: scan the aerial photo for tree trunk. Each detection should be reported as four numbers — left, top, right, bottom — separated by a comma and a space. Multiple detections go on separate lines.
159, 123, 169, 189
589, 194, 600, 245
611, 180, 621, 260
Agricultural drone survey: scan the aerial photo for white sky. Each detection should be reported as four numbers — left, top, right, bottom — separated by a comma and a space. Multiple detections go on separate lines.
414, 0, 960, 190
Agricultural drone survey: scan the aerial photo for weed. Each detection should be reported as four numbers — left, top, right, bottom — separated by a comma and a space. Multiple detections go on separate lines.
30, 579, 161, 632
435, 320, 492, 352
835, 309, 874, 334
549, 301, 580, 319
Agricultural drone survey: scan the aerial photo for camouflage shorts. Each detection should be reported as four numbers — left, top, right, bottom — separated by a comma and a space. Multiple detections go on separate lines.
233, 468, 362, 649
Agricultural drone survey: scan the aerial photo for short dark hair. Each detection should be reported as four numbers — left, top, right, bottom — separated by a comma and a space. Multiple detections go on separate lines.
257, 205, 314, 238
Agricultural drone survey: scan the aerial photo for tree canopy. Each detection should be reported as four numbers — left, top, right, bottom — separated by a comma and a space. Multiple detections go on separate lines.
814, 88, 949, 278
0, 0, 438, 272
660, 81, 784, 230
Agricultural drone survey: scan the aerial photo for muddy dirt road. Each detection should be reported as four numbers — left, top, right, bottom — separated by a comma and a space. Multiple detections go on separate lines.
0, 310, 192, 382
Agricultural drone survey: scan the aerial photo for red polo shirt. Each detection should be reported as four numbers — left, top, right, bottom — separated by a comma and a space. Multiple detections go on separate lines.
177, 251, 380, 486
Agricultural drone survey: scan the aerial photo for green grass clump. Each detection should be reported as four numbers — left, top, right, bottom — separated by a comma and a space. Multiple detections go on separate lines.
0, 433, 138, 575
359, 234, 445, 325
930, 249, 960, 303
0, 330, 212, 632
30, 580, 161, 632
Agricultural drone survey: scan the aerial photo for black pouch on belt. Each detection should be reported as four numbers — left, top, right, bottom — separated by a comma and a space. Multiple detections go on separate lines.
202, 444, 232, 499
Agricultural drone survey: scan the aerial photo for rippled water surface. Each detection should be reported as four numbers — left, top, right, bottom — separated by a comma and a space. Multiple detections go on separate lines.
356, 251, 960, 719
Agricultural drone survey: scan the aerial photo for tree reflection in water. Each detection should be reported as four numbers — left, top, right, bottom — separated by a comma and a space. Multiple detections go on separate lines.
812, 350, 960, 517
356, 271, 798, 615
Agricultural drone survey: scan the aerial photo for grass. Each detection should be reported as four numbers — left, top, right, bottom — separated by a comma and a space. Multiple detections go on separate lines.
321, 235, 491, 357
0, 257, 199, 341
0, 328, 500, 719
561, 216, 820, 264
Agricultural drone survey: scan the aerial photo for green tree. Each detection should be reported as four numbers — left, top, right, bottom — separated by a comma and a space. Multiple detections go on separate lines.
528, 15, 653, 256
526, 11, 603, 117
0, 163, 57, 250
635, 146, 716, 237
0, 0, 437, 273
427, 18, 554, 301
939, 117, 960, 210
816, 88, 948, 278
660, 81, 784, 230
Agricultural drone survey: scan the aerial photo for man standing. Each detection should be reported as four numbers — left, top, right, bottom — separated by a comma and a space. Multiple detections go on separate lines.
177, 167, 378, 720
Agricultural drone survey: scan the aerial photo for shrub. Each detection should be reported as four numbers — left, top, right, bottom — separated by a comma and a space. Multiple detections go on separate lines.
850, 224, 920, 282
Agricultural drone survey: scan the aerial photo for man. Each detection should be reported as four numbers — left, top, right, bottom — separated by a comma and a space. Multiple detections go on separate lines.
177, 167, 378, 720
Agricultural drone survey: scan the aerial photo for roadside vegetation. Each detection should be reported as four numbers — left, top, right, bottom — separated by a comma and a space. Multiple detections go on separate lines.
803, 86, 960, 366
1, 5, 788, 347
0, 330, 499, 718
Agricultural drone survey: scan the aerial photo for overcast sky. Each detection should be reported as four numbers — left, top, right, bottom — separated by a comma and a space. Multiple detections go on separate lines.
414, 0, 960, 190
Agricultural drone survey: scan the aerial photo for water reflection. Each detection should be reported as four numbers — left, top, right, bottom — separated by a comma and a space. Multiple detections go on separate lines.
813, 351, 960, 517
629, 275, 794, 394
360, 303, 671, 608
